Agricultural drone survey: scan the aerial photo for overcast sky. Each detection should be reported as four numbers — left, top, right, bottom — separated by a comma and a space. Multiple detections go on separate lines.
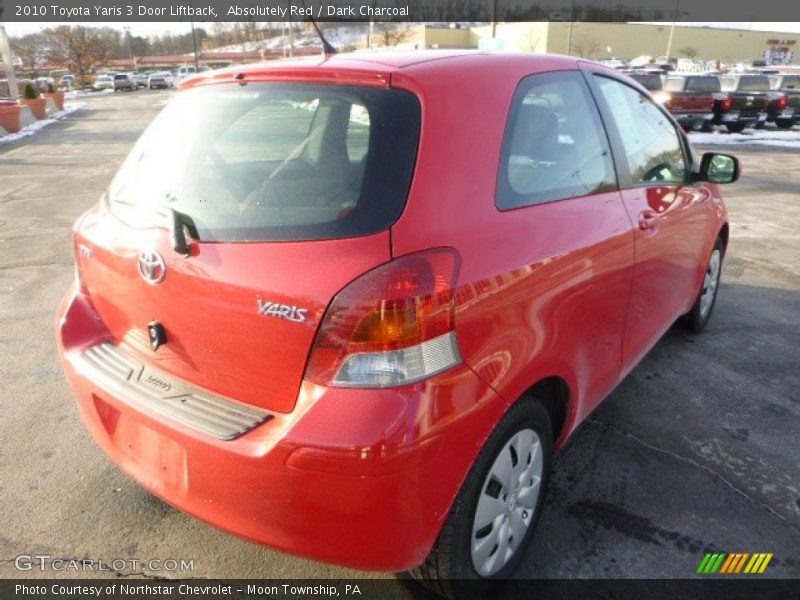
4, 21, 800, 38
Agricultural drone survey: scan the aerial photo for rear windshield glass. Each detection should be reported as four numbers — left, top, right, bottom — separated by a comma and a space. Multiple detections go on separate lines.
631, 74, 662, 91
736, 76, 771, 92
780, 75, 800, 89
107, 82, 421, 242
684, 77, 721, 93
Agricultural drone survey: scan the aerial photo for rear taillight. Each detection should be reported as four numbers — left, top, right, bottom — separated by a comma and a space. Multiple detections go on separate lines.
72, 235, 94, 305
777, 95, 788, 110
653, 91, 670, 107
305, 249, 461, 388
720, 97, 733, 111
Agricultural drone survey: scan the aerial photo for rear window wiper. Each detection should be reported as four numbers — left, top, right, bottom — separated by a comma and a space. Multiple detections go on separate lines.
158, 207, 199, 256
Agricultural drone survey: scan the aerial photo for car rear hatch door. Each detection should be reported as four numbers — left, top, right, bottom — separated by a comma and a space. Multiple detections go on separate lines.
786, 91, 800, 111
729, 92, 768, 112
75, 218, 390, 413
73, 78, 421, 414
672, 93, 714, 114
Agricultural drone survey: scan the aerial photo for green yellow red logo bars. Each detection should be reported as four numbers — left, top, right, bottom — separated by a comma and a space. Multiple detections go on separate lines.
696, 552, 773, 574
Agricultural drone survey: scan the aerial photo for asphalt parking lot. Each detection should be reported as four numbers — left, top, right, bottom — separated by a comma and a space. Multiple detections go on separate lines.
0, 90, 798, 588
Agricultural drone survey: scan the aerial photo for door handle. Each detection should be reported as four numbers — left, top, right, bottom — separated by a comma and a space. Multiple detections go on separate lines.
638, 209, 660, 230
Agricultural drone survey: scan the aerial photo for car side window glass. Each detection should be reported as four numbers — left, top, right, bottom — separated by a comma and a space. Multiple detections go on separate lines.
346, 103, 370, 164
496, 70, 616, 210
594, 76, 687, 185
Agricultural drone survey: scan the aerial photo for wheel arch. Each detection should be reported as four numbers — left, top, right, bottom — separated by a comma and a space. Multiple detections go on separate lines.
520, 375, 571, 449
718, 222, 730, 256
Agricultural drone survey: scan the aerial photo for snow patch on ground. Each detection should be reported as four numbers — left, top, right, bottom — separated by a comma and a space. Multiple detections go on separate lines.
64, 89, 114, 99
0, 103, 86, 145
689, 129, 800, 148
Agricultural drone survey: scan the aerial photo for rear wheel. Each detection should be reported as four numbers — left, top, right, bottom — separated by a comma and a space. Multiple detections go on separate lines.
410, 398, 553, 598
776, 119, 795, 129
681, 238, 723, 333
726, 123, 746, 133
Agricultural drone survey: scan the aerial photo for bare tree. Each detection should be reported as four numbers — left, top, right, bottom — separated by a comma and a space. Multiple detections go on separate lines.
10, 33, 46, 74
572, 35, 601, 59
45, 26, 118, 85
371, 23, 415, 48
679, 46, 699, 59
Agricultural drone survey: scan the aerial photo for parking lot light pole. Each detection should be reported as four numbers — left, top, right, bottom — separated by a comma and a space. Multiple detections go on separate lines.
190, 20, 199, 70
665, 0, 681, 59
0, 23, 20, 99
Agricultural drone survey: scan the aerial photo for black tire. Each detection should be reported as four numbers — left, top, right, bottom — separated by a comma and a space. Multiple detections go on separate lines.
681, 238, 724, 333
409, 397, 554, 599
754, 121, 766, 130
726, 123, 746, 133
776, 119, 795, 129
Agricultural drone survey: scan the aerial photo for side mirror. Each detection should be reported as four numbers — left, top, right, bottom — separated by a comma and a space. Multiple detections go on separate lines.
698, 153, 740, 184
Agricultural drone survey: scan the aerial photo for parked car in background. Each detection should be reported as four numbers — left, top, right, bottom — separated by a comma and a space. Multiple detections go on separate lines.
34, 77, 55, 92
600, 57, 628, 70
147, 72, 173, 89
132, 73, 147, 88
174, 65, 212, 82
113, 73, 136, 92
711, 74, 770, 132
92, 75, 114, 91
652, 62, 676, 72
627, 70, 664, 92
57, 52, 738, 594
767, 74, 800, 129
660, 75, 718, 131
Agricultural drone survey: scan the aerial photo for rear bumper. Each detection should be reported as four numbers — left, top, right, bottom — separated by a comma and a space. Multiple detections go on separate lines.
674, 113, 714, 127
56, 288, 501, 571
771, 108, 799, 122
715, 110, 767, 125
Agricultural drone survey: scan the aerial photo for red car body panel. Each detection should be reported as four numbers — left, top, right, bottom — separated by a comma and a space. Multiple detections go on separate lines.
73, 206, 391, 413
618, 185, 712, 369
56, 51, 729, 571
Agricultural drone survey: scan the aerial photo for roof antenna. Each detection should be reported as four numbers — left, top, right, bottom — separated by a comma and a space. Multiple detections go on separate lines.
300, 1, 338, 54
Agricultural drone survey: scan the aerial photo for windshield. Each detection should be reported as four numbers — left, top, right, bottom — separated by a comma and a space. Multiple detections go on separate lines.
738, 76, 770, 92
780, 76, 800, 90
684, 77, 721, 93
107, 82, 421, 242
631, 74, 662, 91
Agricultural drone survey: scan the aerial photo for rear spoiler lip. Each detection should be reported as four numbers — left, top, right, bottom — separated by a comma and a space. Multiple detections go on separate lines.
178, 65, 392, 91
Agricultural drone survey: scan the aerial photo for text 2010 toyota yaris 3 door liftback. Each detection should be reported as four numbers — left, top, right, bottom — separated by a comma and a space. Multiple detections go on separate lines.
56, 51, 738, 591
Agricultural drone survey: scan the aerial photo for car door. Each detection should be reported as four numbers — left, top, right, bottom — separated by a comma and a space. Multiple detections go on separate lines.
586, 70, 711, 371
451, 69, 634, 419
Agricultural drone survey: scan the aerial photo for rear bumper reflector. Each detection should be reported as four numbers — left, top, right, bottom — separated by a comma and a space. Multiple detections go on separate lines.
78, 343, 271, 440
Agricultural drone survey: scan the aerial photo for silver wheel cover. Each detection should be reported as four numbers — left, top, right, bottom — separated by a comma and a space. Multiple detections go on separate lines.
471, 428, 543, 576
699, 249, 721, 318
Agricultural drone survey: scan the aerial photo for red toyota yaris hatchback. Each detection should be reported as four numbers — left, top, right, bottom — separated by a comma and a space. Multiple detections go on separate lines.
57, 51, 737, 590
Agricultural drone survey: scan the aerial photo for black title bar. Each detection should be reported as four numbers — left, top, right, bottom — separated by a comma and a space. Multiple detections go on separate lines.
3, 579, 800, 600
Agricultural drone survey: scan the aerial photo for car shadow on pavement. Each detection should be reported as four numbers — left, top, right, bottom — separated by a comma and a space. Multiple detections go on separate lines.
517, 281, 799, 579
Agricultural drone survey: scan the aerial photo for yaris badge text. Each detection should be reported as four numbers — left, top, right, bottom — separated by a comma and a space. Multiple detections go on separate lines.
258, 299, 308, 323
